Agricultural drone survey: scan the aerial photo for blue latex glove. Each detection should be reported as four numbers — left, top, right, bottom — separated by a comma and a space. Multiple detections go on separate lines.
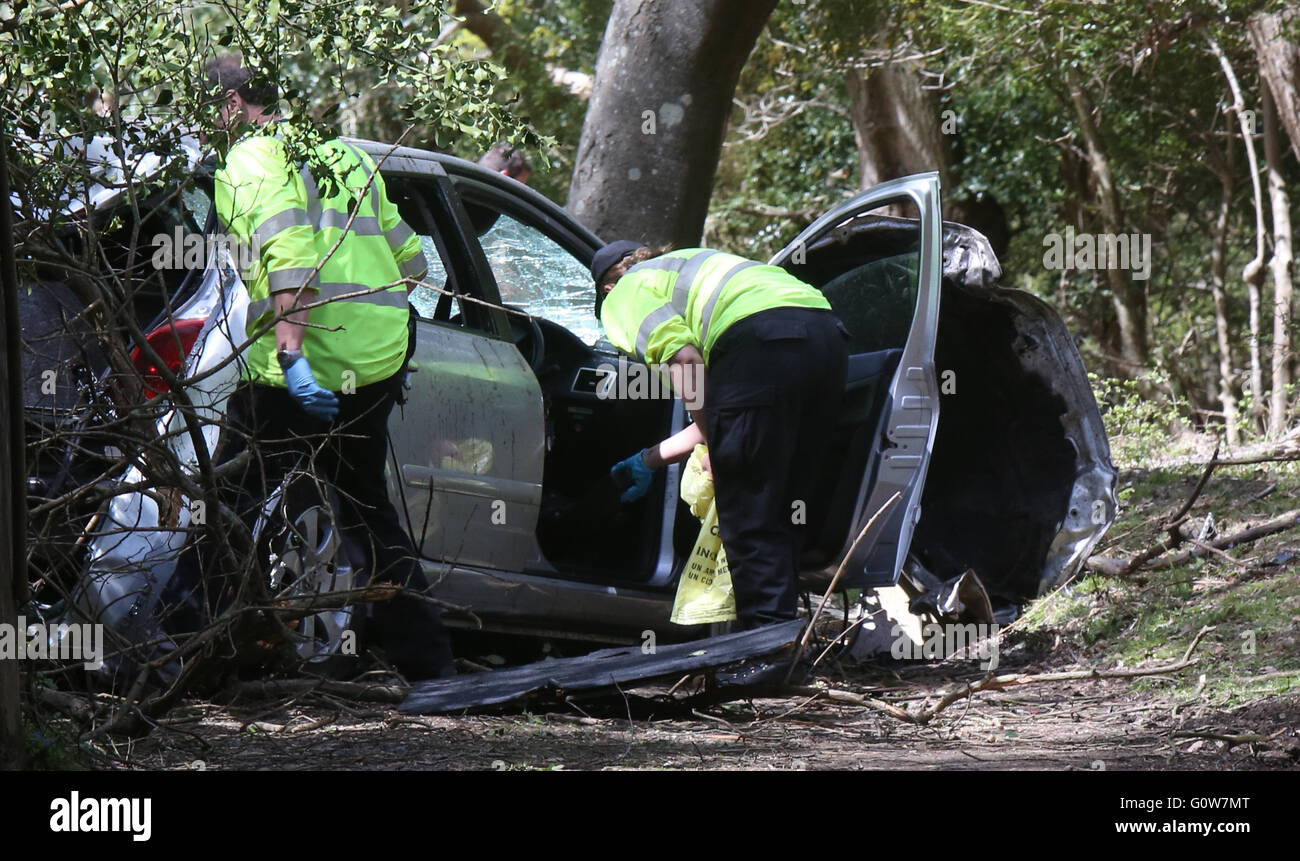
283, 356, 340, 421
611, 450, 654, 503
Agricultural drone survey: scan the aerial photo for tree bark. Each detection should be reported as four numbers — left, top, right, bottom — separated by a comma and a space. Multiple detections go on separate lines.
844, 61, 952, 193
1264, 85, 1295, 438
1207, 130, 1241, 445
0, 117, 27, 769
1210, 35, 1269, 434
1066, 67, 1148, 369
566, 0, 778, 245
1248, 6, 1300, 163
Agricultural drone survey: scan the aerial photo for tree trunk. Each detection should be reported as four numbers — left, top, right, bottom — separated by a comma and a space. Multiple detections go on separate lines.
1264, 85, 1296, 438
1249, 6, 1300, 162
0, 118, 26, 769
1208, 131, 1240, 445
844, 61, 952, 192
1210, 35, 1269, 435
566, 0, 777, 246
1066, 68, 1148, 370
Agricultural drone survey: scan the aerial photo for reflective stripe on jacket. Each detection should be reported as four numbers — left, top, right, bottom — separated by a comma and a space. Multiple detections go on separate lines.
599, 248, 831, 365
214, 133, 426, 390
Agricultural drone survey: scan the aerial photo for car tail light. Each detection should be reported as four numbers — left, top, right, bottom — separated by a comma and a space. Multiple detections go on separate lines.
130, 318, 207, 399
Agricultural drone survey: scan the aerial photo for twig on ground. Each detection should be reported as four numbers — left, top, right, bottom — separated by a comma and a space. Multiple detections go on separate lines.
1185, 537, 1252, 571
227, 678, 407, 704
792, 491, 901, 681
1172, 728, 1286, 748
795, 626, 1213, 726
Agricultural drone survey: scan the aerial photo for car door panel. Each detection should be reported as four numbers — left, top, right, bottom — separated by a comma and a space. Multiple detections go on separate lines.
374, 161, 549, 574
443, 175, 681, 586
771, 173, 943, 589
391, 319, 546, 573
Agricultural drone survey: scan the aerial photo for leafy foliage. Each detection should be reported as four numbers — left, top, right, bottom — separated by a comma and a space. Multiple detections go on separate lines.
1, 0, 548, 224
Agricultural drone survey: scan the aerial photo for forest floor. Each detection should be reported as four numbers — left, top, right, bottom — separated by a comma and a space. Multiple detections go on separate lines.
36, 457, 1300, 771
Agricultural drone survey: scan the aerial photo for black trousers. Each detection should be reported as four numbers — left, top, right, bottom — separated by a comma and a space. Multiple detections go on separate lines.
179, 372, 453, 680
702, 307, 851, 630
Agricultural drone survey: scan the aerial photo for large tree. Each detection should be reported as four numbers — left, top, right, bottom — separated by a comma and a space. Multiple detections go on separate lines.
567, 0, 778, 245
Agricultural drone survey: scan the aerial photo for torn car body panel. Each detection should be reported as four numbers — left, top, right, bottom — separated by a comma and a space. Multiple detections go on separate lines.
779, 211, 1115, 606
908, 219, 1116, 604
399, 619, 803, 714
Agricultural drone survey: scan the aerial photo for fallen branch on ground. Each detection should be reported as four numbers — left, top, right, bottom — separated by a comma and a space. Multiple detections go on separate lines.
1088, 448, 1219, 577
1146, 425, 1300, 468
796, 626, 1213, 726
224, 678, 408, 704
1171, 728, 1287, 748
1089, 509, 1300, 575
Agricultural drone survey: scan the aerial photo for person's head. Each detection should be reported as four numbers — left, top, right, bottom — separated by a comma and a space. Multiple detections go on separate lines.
205, 55, 279, 129
591, 241, 668, 315
479, 143, 532, 184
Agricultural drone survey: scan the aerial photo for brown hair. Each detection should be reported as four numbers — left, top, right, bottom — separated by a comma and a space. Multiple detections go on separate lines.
602, 245, 672, 288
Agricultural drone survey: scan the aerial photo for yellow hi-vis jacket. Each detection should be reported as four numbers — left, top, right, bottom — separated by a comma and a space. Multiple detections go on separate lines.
599, 248, 831, 365
215, 133, 426, 391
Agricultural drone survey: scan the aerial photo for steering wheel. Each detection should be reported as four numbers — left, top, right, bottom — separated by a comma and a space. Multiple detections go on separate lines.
507, 306, 546, 374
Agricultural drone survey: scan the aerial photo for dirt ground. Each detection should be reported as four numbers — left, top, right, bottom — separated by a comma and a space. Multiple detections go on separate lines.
30, 460, 1300, 772
112, 657, 1300, 771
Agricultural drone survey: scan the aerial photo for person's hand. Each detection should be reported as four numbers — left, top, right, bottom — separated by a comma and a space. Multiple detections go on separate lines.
282, 356, 340, 421
610, 450, 654, 503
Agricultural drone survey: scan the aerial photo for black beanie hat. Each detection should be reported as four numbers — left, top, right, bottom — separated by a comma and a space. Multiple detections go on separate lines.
591, 239, 646, 317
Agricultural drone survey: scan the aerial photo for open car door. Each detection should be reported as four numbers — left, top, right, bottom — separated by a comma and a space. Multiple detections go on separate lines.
771, 173, 944, 589
397, 174, 943, 714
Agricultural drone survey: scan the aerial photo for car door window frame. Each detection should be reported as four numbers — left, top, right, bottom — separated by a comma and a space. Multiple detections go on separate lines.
381, 165, 512, 340
449, 177, 602, 302
771, 172, 944, 588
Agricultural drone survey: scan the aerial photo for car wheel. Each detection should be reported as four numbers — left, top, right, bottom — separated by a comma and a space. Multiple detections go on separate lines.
262, 481, 357, 662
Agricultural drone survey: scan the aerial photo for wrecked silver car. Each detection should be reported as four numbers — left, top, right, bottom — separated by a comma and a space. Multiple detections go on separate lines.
30, 141, 1115, 691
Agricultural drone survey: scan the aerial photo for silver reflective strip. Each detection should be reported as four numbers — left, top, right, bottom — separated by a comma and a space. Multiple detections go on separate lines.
627, 257, 686, 275
698, 260, 761, 344
246, 283, 408, 328
267, 267, 321, 292
386, 219, 415, 252
253, 206, 310, 241
247, 297, 274, 321
672, 250, 721, 314
318, 208, 383, 235
635, 302, 680, 357
399, 254, 427, 280
314, 282, 409, 309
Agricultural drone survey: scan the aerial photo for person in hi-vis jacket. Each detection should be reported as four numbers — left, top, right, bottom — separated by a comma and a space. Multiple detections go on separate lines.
593, 241, 851, 652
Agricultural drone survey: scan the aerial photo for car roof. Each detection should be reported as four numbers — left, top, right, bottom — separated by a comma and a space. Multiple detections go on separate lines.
347, 138, 604, 250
